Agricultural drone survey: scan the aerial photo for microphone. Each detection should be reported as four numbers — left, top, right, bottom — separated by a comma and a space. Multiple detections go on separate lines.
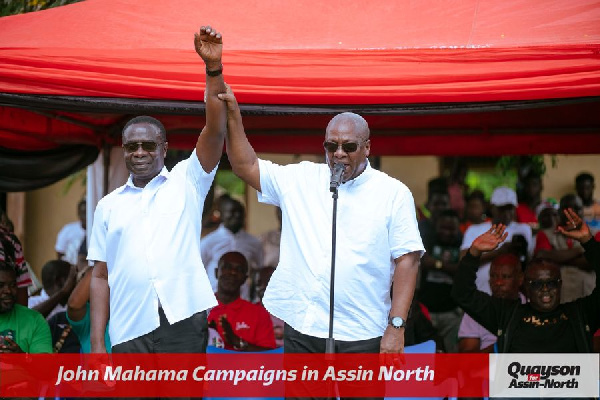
329, 163, 344, 192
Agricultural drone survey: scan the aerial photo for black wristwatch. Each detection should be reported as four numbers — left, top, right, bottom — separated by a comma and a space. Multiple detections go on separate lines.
389, 316, 406, 329
206, 65, 223, 76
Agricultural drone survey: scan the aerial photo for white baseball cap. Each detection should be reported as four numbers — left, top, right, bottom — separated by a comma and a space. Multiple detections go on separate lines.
490, 186, 518, 207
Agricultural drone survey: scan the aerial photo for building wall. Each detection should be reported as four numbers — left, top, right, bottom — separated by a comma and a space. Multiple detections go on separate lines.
23, 179, 85, 277
542, 155, 600, 202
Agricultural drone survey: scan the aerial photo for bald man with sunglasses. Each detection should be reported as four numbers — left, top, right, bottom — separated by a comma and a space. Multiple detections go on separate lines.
452, 208, 600, 353
219, 85, 423, 386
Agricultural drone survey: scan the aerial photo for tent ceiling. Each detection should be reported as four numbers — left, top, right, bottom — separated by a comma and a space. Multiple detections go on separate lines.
0, 0, 599, 160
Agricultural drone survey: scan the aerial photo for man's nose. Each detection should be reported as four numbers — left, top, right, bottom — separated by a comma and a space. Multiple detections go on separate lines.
333, 145, 347, 157
133, 146, 146, 156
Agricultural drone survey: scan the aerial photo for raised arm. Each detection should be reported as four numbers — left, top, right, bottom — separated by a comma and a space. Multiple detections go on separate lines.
67, 266, 93, 322
452, 225, 511, 336
218, 85, 261, 191
90, 261, 109, 353
557, 208, 599, 269
194, 25, 228, 173
32, 264, 77, 318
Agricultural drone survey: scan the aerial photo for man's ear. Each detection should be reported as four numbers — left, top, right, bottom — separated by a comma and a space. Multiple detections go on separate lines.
163, 141, 169, 157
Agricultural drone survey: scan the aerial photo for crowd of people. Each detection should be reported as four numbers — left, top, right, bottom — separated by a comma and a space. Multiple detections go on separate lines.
415, 170, 600, 355
1, 23, 600, 400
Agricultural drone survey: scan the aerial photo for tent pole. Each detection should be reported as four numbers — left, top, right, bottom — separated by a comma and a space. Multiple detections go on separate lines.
102, 143, 111, 197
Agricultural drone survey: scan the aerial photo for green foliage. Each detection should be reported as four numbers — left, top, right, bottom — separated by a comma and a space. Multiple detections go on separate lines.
465, 169, 517, 200
1, 0, 84, 16
497, 155, 551, 177
62, 169, 86, 195
215, 170, 245, 198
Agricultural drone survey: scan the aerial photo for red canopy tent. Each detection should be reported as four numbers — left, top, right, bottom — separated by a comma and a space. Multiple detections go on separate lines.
1, 0, 599, 189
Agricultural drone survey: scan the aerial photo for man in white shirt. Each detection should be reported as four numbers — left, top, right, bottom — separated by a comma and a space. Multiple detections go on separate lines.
461, 186, 534, 294
55, 198, 86, 265
218, 86, 424, 368
88, 25, 226, 358
201, 196, 263, 299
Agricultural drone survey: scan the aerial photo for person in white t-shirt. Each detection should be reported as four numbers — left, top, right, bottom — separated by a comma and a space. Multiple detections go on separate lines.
461, 186, 533, 294
55, 199, 86, 265
201, 197, 263, 299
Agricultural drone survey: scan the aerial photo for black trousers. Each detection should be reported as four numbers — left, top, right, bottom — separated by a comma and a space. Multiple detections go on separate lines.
112, 308, 208, 354
112, 308, 208, 400
284, 322, 383, 400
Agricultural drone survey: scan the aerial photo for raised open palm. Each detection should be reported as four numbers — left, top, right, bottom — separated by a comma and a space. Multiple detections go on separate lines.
471, 224, 508, 253
557, 208, 592, 242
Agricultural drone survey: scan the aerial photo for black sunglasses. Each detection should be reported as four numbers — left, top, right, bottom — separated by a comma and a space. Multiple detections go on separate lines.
528, 278, 561, 290
122, 141, 162, 153
323, 140, 364, 153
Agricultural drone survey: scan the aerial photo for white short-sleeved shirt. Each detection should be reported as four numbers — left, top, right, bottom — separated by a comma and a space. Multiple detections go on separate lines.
461, 221, 533, 294
88, 153, 217, 346
258, 159, 424, 341
55, 221, 85, 254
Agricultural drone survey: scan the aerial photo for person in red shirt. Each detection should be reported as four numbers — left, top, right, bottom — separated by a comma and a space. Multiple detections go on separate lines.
208, 251, 276, 351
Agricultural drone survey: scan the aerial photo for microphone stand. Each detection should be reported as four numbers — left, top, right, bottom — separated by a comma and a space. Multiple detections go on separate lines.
326, 185, 339, 356
323, 182, 339, 399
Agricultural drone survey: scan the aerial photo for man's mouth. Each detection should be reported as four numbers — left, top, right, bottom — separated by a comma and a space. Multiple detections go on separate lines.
540, 294, 553, 303
0, 297, 13, 305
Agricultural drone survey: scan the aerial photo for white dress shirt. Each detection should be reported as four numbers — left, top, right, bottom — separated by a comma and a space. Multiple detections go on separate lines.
461, 221, 533, 294
258, 159, 424, 341
88, 153, 217, 346
201, 224, 263, 297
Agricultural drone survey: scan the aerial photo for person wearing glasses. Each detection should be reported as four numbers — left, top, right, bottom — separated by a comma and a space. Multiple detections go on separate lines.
88, 26, 226, 360
218, 83, 424, 374
452, 208, 600, 353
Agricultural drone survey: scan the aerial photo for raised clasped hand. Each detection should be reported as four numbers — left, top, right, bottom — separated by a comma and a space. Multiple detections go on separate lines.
194, 25, 223, 67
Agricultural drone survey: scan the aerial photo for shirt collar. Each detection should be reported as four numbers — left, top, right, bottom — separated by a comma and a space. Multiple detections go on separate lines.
118, 166, 169, 193
340, 159, 373, 189
216, 296, 244, 309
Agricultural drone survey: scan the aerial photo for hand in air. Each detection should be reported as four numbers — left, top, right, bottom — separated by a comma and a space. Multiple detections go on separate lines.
470, 224, 508, 257
194, 25, 223, 67
557, 208, 592, 243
